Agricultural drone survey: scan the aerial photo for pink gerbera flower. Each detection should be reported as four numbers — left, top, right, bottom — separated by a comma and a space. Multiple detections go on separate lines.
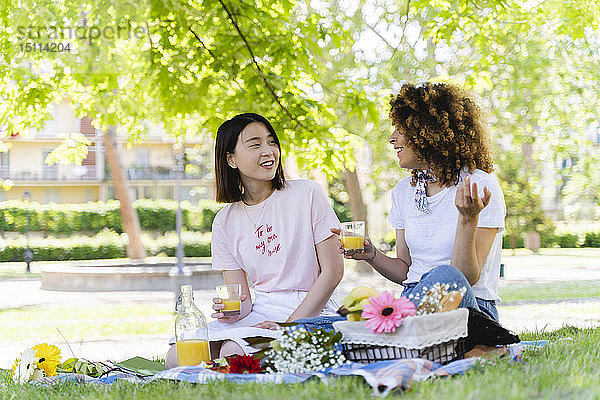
361, 292, 416, 334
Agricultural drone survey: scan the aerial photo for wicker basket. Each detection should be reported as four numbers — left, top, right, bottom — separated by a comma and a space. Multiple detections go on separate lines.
340, 337, 466, 365
334, 309, 471, 365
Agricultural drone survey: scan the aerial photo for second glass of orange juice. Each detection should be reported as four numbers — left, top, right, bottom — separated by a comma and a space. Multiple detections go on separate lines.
216, 283, 241, 317
341, 221, 366, 256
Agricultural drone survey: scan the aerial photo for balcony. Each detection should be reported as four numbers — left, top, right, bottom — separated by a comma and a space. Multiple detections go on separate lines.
126, 167, 204, 181
0, 166, 99, 181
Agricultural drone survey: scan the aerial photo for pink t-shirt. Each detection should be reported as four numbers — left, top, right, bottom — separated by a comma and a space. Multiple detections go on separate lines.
211, 180, 341, 293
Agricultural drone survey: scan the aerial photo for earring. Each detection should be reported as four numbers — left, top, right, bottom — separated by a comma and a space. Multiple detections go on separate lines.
230, 163, 237, 168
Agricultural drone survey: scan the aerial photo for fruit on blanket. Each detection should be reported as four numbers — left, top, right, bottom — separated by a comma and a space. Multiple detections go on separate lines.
347, 297, 372, 312
342, 286, 380, 321
343, 286, 380, 308
347, 312, 363, 322
71, 359, 105, 377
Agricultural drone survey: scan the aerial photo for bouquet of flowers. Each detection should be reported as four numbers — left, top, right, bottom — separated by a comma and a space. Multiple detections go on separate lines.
11, 344, 62, 383
263, 328, 346, 374
410, 282, 467, 316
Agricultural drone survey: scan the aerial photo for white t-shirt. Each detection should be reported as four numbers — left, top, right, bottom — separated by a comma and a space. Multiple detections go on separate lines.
388, 169, 506, 302
211, 179, 341, 295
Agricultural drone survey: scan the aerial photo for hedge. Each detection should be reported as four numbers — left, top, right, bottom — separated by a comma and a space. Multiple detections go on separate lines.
0, 199, 223, 235
0, 197, 350, 236
2, 229, 600, 262
0, 231, 211, 262
583, 233, 600, 248
503, 232, 600, 248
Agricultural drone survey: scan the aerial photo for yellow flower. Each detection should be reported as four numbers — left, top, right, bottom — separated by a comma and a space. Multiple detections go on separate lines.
33, 343, 61, 377
11, 358, 19, 378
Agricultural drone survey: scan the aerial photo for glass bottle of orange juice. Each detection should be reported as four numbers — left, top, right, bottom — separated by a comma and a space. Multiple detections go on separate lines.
175, 285, 211, 366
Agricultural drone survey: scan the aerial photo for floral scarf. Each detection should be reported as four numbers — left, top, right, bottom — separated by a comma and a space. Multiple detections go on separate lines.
415, 170, 436, 213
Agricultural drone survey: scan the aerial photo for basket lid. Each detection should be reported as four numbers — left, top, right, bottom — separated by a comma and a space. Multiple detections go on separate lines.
333, 308, 469, 349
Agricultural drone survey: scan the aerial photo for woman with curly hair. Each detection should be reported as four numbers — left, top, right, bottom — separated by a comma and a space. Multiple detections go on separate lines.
337, 82, 506, 321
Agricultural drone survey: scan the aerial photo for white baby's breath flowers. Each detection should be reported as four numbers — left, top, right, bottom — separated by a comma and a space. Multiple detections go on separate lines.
416, 282, 467, 315
265, 328, 347, 374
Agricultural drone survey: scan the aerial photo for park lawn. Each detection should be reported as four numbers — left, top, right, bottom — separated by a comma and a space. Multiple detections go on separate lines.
1, 326, 599, 399
3, 280, 600, 343
0, 305, 174, 341
499, 280, 600, 303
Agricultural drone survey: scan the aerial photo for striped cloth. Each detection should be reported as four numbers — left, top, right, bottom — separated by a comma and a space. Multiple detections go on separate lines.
31, 341, 546, 395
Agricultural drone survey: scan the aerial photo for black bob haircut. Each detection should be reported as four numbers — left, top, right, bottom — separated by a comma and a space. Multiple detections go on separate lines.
214, 113, 285, 203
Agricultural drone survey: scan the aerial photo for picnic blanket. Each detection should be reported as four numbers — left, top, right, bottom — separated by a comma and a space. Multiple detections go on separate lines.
32, 341, 547, 396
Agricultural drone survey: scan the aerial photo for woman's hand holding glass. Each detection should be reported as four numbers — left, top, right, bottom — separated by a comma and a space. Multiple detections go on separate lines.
330, 227, 377, 262
212, 294, 250, 323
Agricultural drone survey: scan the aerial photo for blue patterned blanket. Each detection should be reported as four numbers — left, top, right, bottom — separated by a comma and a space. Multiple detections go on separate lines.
34, 341, 546, 395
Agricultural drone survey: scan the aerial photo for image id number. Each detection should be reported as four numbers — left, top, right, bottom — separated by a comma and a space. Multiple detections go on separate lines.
20, 43, 72, 52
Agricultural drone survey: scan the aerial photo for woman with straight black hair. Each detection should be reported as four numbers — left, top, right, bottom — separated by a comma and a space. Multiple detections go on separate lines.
166, 113, 344, 366
214, 113, 285, 203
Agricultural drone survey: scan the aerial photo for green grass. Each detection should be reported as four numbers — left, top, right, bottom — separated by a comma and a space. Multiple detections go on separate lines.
0, 269, 40, 279
0, 305, 175, 341
2, 280, 599, 344
1, 327, 599, 399
404, 326, 600, 399
1, 376, 378, 399
499, 280, 600, 303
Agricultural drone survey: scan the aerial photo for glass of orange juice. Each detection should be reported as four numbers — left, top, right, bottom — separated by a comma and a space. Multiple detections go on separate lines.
216, 283, 241, 317
341, 221, 366, 256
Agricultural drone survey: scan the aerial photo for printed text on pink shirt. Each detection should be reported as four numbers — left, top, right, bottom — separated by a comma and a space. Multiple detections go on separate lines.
255, 224, 281, 256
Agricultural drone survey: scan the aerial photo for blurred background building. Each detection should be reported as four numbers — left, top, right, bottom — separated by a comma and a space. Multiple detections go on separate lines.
0, 100, 214, 204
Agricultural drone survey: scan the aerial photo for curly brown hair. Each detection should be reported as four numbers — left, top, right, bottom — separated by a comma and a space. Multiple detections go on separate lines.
389, 82, 493, 187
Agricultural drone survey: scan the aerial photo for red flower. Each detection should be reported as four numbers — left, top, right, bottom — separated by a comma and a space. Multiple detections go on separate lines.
228, 355, 263, 374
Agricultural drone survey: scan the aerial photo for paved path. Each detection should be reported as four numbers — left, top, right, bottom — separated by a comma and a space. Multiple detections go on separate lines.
1, 250, 600, 367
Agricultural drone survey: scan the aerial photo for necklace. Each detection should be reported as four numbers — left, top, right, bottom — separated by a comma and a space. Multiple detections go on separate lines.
242, 198, 268, 229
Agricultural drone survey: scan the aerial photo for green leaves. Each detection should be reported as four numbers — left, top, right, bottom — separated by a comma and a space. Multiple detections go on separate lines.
1, 0, 599, 200
0, 0, 381, 176
44, 133, 91, 166
58, 358, 106, 377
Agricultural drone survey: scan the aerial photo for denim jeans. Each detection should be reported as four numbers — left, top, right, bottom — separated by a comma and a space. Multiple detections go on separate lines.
402, 264, 499, 322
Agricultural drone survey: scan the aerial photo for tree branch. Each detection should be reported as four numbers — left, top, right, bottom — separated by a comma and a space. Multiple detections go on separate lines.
364, 21, 397, 52
217, 0, 310, 131
145, 21, 154, 51
187, 26, 219, 61
187, 25, 246, 93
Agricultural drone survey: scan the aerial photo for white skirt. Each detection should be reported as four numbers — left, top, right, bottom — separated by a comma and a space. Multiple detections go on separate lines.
208, 289, 342, 332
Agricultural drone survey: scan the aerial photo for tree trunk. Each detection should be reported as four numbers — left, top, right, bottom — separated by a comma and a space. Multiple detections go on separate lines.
510, 233, 517, 255
103, 126, 146, 260
521, 142, 542, 254
343, 167, 372, 274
